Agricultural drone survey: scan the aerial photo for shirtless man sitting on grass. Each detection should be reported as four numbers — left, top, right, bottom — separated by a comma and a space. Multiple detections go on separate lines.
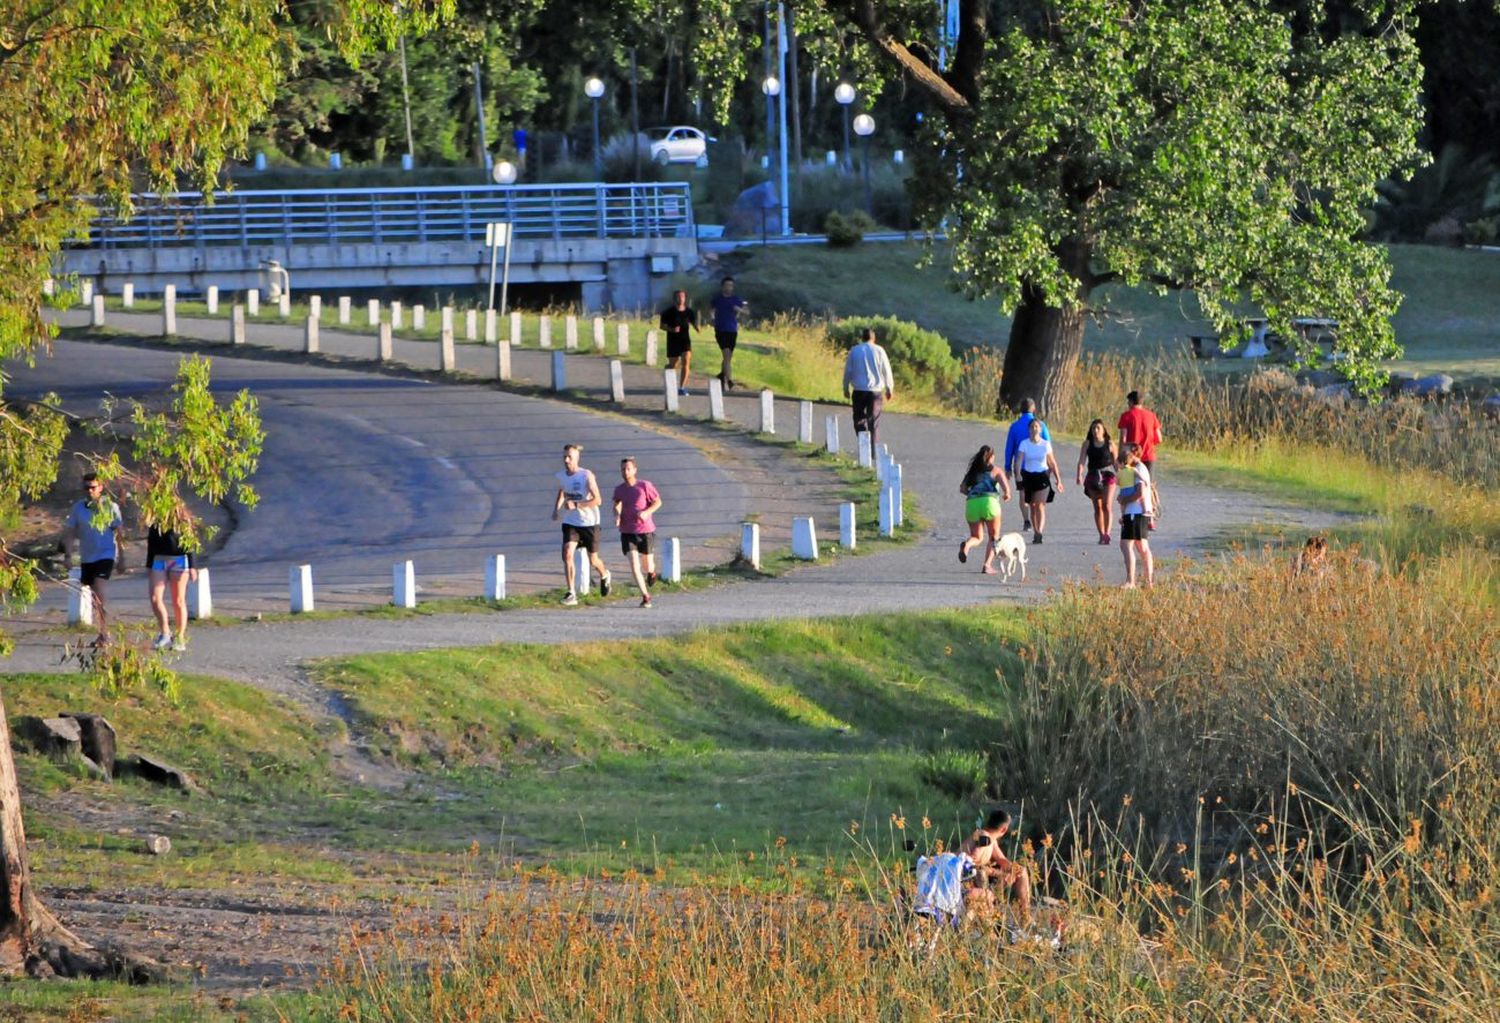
960, 809, 1033, 925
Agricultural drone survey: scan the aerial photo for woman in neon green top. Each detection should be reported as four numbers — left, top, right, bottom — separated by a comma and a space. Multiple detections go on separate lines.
958, 445, 1013, 575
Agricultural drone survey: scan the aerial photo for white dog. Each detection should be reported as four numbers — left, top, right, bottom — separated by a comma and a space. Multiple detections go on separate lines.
991, 532, 1028, 582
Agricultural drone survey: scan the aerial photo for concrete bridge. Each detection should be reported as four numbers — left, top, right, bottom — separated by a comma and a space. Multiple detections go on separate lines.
58, 183, 699, 312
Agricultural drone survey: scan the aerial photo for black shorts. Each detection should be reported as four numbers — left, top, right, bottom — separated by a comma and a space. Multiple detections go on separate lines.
1121, 514, 1150, 541
715, 330, 737, 351
666, 333, 692, 360
561, 524, 598, 552
1021, 470, 1055, 503
79, 559, 114, 584
620, 532, 656, 557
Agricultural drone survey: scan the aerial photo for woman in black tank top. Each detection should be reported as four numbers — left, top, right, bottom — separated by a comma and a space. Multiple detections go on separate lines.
1075, 419, 1118, 545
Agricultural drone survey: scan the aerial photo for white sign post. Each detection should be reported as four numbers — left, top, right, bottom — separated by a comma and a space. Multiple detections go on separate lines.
486, 221, 513, 317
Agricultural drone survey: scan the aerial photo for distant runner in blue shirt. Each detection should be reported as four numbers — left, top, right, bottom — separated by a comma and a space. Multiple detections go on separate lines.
1003, 398, 1050, 532
709, 276, 748, 391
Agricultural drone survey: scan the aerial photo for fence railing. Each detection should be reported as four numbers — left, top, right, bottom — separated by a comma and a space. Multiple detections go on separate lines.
72, 183, 696, 250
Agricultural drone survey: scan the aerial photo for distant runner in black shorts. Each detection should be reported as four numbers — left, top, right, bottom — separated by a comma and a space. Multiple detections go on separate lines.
660, 290, 698, 396
709, 276, 749, 391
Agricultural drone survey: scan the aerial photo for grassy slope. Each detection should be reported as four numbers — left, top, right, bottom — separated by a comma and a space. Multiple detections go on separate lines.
726, 241, 1500, 385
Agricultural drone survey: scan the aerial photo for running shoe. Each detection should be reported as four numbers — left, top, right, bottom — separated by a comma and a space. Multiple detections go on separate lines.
646, 571, 658, 586
171, 635, 187, 652
640, 596, 653, 608
562, 592, 579, 606
1033, 533, 1044, 544
678, 387, 690, 396
151, 633, 172, 651
599, 572, 612, 597
958, 541, 968, 564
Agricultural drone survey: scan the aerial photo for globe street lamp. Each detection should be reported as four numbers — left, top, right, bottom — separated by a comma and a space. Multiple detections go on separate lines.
853, 113, 875, 216
585, 76, 606, 179
834, 82, 856, 174
492, 160, 517, 185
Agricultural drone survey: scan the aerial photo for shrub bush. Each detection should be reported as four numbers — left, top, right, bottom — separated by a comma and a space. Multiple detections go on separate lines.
827, 316, 961, 396
824, 210, 874, 247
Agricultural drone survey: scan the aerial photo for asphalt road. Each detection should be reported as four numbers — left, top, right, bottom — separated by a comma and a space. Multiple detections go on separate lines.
4, 339, 749, 610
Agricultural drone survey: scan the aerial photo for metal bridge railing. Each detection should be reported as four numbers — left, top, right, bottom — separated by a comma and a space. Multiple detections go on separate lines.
72, 182, 696, 250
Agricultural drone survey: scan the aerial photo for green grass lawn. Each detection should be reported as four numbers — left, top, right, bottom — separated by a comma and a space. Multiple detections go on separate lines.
725, 241, 1500, 386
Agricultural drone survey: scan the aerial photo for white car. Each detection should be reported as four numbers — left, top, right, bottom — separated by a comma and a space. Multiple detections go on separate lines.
648, 126, 712, 166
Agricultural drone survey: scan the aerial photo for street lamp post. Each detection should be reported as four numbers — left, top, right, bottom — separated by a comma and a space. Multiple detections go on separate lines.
834, 82, 855, 174
488, 162, 518, 316
853, 113, 875, 216
762, 75, 782, 233
585, 76, 605, 179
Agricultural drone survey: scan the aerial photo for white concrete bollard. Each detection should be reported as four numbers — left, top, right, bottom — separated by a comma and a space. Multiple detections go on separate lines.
875, 450, 889, 482
90, 294, 105, 327
609, 359, 626, 403
759, 390, 775, 434
878, 443, 891, 469
878, 487, 895, 537
338, 295, 351, 324
392, 560, 416, 608
309, 295, 322, 320
497, 340, 511, 381
740, 522, 761, 571
367, 298, 380, 326
289, 564, 314, 613
206, 285, 219, 315
247, 289, 260, 316
616, 323, 630, 356
593, 317, 606, 351
278, 291, 291, 318
799, 401, 814, 444
565, 315, 578, 350
573, 546, 591, 595
80, 280, 93, 306
465, 308, 477, 342
66, 568, 93, 626
231, 304, 246, 344
840, 503, 857, 549
858, 432, 872, 468
538, 314, 551, 348
791, 517, 819, 560
645, 329, 658, 367
42, 278, 55, 298
440, 305, 453, 334
510, 310, 522, 344
390, 301, 402, 330
304, 314, 319, 354
661, 536, 682, 583
162, 284, 177, 336
485, 554, 507, 600
708, 378, 726, 421
440, 327, 455, 372
663, 368, 680, 412
413, 304, 426, 330
485, 308, 497, 343
893, 464, 905, 528
825, 415, 840, 454
551, 350, 566, 391
378, 322, 393, 361
188, 568, 212, 620
122, 282, 134, 308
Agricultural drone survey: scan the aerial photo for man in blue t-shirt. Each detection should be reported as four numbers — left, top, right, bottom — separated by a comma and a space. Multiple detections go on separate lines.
63, 472, 123, 643
1003, 398, 1050, 532
709, 276, 748, 391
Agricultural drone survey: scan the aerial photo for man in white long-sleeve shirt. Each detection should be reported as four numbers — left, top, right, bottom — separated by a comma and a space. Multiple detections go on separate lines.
841, 327, 895, 450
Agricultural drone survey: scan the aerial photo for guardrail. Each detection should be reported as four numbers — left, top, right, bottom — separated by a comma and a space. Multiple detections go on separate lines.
72, 183, 696, 250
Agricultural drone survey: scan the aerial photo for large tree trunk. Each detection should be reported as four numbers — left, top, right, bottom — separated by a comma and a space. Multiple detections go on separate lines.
997, 241, 1094, 423
0, 692, 157, 980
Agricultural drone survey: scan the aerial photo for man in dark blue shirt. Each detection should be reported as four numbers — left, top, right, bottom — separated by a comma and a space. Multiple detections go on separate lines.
1003, 398, 1050, 532
709, 276, 748, 390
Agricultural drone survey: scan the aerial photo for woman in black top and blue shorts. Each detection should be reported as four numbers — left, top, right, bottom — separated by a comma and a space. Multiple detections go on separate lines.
147, 520, 197, 651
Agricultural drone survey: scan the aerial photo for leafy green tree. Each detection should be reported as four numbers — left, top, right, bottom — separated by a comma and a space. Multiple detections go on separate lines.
826, 0, 1427, 417
0, 0, 451, 979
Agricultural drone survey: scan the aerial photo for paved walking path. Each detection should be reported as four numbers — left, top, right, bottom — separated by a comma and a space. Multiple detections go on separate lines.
4, 309, 1341, 701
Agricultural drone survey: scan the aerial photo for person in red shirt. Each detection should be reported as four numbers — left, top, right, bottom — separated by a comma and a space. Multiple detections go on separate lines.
1117, 390, 1163, 478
